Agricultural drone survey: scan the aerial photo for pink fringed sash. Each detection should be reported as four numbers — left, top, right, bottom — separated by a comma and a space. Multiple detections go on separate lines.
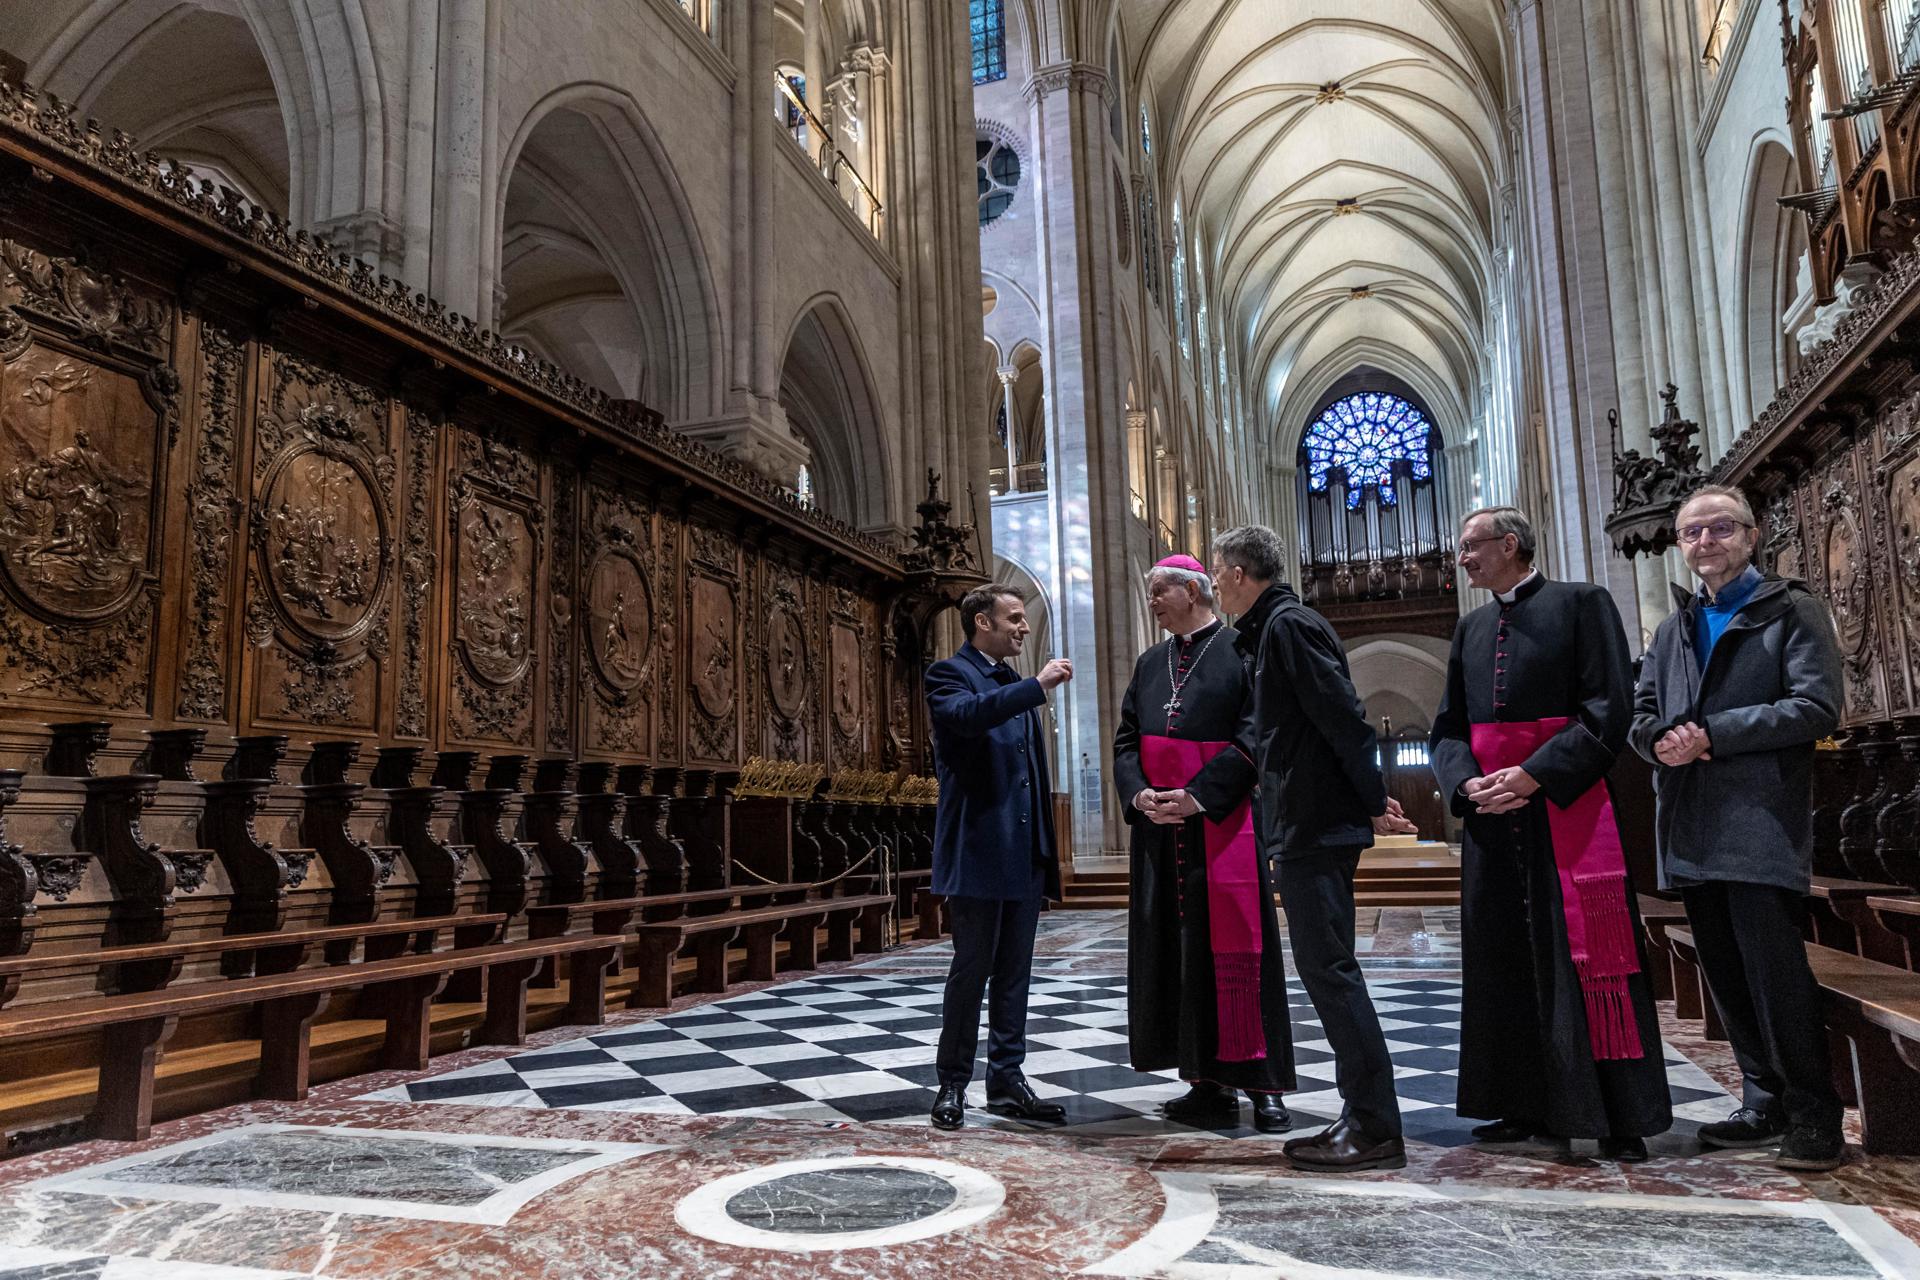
1470, 718, 1644, 1061
1141, 734, 1266, 1062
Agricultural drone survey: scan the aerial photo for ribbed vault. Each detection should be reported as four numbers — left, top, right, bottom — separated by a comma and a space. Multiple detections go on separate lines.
1119, 0, 1507, 445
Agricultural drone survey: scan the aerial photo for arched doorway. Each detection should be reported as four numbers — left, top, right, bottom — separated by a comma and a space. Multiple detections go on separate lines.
778, 296, 892, 529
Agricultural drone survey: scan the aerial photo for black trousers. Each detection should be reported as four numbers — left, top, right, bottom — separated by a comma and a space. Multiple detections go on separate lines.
1680, 879, 1843, 1132
1277, 846, 1403, 1139
936, 890, 1044, 1088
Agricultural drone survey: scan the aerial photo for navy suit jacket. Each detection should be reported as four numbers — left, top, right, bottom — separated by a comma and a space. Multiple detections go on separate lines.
925, 643, 1059, 901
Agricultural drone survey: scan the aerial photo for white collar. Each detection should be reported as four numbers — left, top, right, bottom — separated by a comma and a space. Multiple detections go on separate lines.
1177, 618, 1220, 644
1495, 570, 1538, 605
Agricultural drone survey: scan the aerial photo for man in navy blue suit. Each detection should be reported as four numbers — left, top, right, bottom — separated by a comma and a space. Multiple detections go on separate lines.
926, 582, 1075, 1130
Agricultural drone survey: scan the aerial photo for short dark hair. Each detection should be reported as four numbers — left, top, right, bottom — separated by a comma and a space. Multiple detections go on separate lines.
958, 583, 1023, 639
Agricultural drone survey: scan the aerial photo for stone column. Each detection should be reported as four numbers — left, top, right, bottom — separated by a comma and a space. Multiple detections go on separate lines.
1441, 441, 1487, 612
430, 0, 489, 319
679, 0, 806, 484
1271, 464, 1303, 590
1507, 0, 1644, 633
1026, 60, 1132, 854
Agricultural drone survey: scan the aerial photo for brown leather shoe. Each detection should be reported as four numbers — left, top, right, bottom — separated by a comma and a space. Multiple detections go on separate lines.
1285, 1121, 1407, 1172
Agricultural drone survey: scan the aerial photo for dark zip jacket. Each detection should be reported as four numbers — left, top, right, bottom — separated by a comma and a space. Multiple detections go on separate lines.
1628, 575, 1841, 893
1232, 582, 1388, 857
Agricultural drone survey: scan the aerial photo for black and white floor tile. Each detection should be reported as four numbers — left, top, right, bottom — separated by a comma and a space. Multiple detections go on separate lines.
368, 971, 1733, 1145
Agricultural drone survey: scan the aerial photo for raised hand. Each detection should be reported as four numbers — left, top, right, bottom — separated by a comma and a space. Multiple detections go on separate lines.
1038, 658, 1074, 690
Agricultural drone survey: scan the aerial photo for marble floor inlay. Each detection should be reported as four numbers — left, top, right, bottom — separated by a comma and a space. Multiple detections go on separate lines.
1089, 1175, 1920, 1279
0, 1248, 318, 1279
370, 970, 1733, 1144
25, 1126, 667, 1225
0, 909, 1914, 1278
674, 1156, 1005, 1252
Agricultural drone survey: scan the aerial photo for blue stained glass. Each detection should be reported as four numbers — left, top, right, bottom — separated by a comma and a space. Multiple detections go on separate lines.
971, 0, 1006, 85
1303, 392, 1433, 509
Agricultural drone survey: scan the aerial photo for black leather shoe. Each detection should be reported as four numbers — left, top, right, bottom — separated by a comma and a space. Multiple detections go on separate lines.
1599, 1136, 1649, 1163
1161, 1083, 1239, 1125
930, 1082, 965, 1131
986, 1077, 1067, 1123
1776, 1125, 1846, 1172
1250, 1092, 1293, 1133
1697, 1107, 1788, 1150
1471, 1118, 1536, 1144
1285, 1119, 1407, 1172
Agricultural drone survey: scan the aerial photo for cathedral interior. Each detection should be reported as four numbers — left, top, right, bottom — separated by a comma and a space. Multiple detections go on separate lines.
0, 1, 1916, 1276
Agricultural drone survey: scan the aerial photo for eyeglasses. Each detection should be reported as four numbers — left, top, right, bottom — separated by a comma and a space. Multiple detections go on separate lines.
1455, 535, 1506, 557
1678, 519, 1752, 545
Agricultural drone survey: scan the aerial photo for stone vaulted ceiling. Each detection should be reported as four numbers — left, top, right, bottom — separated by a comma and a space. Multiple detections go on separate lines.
1121, 0, 1508, 446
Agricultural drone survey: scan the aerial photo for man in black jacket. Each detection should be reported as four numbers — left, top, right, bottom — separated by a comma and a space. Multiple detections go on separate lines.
1629, 485, 1845, 1171
1212, 524, 1414, 1171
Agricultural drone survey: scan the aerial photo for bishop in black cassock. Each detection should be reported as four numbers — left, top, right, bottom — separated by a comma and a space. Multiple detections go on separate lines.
1430, 509, 1671, 1160
1113, 555, 1294, 1133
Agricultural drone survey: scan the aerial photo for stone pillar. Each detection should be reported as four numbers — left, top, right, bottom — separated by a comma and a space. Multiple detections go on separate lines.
1508, 0, 1644, 633
1271, 463, 1303, 591
1026, 60, 1131, 855
430, 0, 489, 319
1441, 441, 1487, 612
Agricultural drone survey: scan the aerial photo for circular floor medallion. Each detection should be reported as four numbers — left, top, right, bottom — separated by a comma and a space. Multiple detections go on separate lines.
675, 1156, 1003, 1252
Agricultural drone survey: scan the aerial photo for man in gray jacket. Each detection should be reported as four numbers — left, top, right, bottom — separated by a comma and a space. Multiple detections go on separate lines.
1629, 484, 1846, 1171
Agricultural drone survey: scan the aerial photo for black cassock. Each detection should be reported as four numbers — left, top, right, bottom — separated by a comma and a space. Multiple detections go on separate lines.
1112, 621, 1295, 1093
1430, 575, 1671, 1138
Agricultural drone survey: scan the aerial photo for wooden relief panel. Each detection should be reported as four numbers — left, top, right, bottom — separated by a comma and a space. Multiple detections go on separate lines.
1812, 447, 1883, 722
828, 587, 871, 771
394, 409, 440, 739
0, 240, 175, 714
547, 469, 577, 754
178, 323, 244, 721
244, 349, 393, 730
687, 523, 738, 762
581, 480, 656, 755
762, 565, 813, 760
446, 431, 541, 745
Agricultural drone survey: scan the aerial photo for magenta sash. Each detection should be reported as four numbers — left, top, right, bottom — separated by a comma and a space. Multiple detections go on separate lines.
1141, 734, 1266, 1062
1469, 718, 1644, 1061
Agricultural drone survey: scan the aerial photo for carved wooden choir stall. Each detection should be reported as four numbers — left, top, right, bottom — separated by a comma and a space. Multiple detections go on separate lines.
0, 79, 977, 1150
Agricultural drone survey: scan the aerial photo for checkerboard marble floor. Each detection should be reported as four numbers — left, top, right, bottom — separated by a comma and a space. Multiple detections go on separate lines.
367, 969, 1734, 1144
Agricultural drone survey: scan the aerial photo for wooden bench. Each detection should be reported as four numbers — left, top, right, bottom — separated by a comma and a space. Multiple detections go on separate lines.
1806, 942, 1920, 1155
1867, 895, 1920, 971
628, 893, 895, 1008
1637, 893, 1688, 1006
0, 912, 508, 1008
1808, 876, 1917, 965
894, 868, 941, 939
0, 933, 620, 1142
1662, 924, 1726, 1040
524, 884, 811, 941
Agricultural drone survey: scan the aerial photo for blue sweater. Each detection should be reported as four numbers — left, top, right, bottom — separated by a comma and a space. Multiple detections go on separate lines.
1693, 565, 1761, 670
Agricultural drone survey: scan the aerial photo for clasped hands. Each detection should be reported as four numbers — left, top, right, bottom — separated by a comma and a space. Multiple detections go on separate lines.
1652, 721, 1712, 767
1136, 790, 1418, 836
1461, 766, 1540, 815
1134, 787, 1201, 825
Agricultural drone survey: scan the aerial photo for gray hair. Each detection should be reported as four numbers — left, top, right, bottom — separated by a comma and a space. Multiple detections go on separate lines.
1212, 525, 1288, 583
1146, 565, 1215, 607
1677, 484, 1756, 527
1461, 505, 1536, 564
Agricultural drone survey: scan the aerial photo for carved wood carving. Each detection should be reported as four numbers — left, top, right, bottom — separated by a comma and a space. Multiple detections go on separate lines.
177, 322, 242, 720
582, 482, 656, 755
247, 350, 394, 729
0, 240, 172, 712
447, 430, 540, 745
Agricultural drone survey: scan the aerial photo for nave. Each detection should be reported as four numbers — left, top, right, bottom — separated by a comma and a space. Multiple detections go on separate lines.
1, 909, 1914, 1279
